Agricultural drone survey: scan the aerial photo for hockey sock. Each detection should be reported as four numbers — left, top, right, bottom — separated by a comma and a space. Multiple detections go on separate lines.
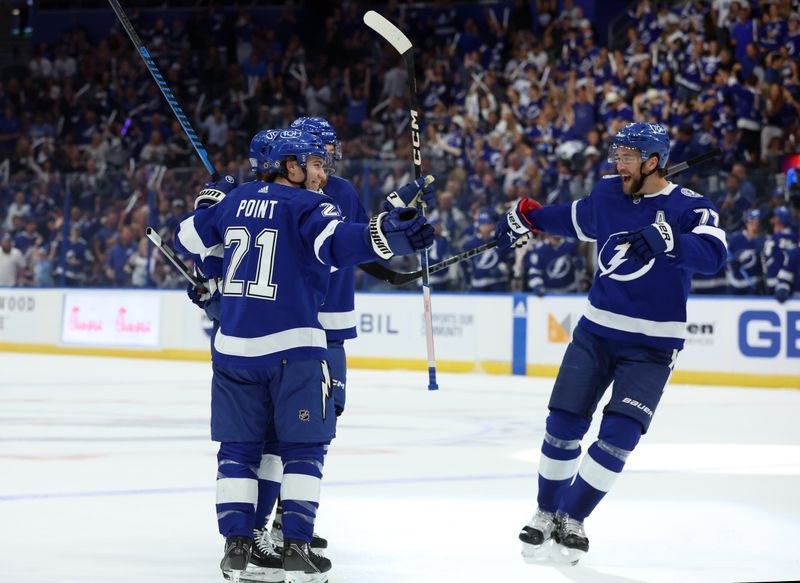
537, 409, 591, 512
559, 413, 643, 521
255, 441, 283, 529
216, 442, 262, 538
279, 442, 326, 544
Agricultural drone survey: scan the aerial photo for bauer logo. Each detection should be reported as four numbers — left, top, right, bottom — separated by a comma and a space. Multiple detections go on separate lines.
738, 310, 800, 358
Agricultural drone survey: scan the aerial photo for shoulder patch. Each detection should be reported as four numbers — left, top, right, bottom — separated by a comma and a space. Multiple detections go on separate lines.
681, 187, 703, 198
319, 202, 341, 217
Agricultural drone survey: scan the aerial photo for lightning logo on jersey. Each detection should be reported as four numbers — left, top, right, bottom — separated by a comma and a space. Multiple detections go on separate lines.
597, 233, 655, 281
320, 361, 331, 420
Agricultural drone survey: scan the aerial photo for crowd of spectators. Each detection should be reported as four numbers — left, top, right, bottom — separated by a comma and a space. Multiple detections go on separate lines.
0, 0, 799, 298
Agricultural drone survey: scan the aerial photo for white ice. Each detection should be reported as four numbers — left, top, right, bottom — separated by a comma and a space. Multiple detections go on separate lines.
1, 353, 799, 583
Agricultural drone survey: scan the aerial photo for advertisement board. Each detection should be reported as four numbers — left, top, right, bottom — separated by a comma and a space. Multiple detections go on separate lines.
0, 288, 796, 388
61, 292, 160, 347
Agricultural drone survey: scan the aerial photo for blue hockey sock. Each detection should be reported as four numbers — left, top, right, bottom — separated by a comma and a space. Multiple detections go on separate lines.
216, 442, 261, 538
559, 413, 642, 521
255, 441, 282, 529
537, 409, 591, 512
279, 442, 326, 543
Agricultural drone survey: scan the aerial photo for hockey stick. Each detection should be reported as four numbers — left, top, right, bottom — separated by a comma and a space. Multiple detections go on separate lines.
372, 148, 724, 286
108, 0, 218, 180
364, 10, 439, 390
109, 0, 219, 290
145, 227, 201, 287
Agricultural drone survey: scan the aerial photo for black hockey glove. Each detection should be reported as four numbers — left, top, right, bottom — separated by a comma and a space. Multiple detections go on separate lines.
620, 221, 679, 263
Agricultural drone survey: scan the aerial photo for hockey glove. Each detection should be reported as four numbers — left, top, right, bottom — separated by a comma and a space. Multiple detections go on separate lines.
383, 175, 436, 212
620, 221, 678, 263
366, 208, 435, 260
195, 175, 238, 210
775, 285, 790, 304
495, 198, 541, 254
187, 277, 219, 309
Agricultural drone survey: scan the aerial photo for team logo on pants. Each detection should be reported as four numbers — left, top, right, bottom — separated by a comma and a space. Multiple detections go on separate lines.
299, 410, 310, 421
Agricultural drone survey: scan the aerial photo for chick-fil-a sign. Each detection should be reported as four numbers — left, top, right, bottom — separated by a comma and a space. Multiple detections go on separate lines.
62, 293, 160, 347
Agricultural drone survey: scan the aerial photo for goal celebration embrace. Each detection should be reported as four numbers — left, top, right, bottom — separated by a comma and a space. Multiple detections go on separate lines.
2, 1, 799, 583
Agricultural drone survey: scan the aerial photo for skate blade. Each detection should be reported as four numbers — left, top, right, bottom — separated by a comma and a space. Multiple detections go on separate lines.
521, 539, 554, 563
550, 542, 585, 566
223, 570, 244, 583
284, 572, 328, 583
239, 566, 285, 583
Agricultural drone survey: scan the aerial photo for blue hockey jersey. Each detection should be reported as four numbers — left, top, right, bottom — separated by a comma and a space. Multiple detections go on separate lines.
726, 229, 765, 294
462, 235, 509, 291
775, 247, 799, 300
525, 237, 582, 293
532, 176, 727, 350
764, 228, 797, 293
175, 180, 377, 369
318, 175, 369, 341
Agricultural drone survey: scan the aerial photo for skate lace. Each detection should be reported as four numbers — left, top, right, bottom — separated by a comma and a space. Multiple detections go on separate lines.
530, 509, 555, 529
560, 516, 586, 539
254, 528, 278, 556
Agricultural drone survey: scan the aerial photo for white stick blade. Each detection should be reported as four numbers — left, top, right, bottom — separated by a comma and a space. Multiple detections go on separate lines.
363, 10, 412, 55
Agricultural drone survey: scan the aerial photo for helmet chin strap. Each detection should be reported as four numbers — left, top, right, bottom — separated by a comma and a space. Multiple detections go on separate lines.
631, 159, 659, 195
283, 163, 307, 187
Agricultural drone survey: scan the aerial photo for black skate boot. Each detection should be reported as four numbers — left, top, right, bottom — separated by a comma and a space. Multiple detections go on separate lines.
220, 536, 253, 580
552, 511, 589, 565
519, 508, 556, 562
283, 538, 331, 583
272, 506, 328, 552
230, 528, 284, 583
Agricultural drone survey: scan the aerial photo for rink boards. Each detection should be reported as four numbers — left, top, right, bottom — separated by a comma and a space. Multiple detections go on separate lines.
0, 288, 797, 388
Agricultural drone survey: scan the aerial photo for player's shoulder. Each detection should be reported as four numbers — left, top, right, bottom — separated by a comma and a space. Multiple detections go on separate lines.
323, 175, 359, 199
667, 182, 716, 210
591, 174, 622, 195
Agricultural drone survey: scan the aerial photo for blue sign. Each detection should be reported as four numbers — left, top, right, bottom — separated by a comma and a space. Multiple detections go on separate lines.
738, 310, 800, 358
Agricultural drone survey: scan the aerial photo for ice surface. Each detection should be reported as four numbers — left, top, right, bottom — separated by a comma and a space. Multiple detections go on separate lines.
1, 353, 799, 583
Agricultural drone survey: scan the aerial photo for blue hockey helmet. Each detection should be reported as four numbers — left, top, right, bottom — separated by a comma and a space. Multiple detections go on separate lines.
744, 209, 761, 222
772, 206, 792, 226
291, 116, 342, 170
609, 122, 670, 169
264, 129, 327, 173
249, 128, 281, 173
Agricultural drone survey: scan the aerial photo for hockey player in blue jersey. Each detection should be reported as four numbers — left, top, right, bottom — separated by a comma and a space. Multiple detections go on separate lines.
764, 206, 797, 294
525, 234, 584, 295
248, 117, 435, 570
775, 246, 799, 303
727, 209, 765, 294
495, 122, 727, 564
463, 210, 510, 292
176, 129, 433, 582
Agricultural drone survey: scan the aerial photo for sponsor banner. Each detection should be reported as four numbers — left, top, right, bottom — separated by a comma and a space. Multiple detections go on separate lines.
0, 290, 59, 343
349, 292, 513, 363
61, 293, 160, 347
526, 295, 799, 376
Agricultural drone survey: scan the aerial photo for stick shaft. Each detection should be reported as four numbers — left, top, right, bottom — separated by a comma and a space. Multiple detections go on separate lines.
108, 0, 218, 180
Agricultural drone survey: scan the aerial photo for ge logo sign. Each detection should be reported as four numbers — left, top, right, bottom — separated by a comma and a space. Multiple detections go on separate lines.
738, 311, 800, 358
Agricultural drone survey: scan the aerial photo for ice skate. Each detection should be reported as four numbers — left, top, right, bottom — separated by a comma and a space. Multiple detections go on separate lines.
220, 536, 253, 582
519, 508, 556, 562
282, 538, 331, 583
226, 528, 284, 583
552, 511, 589, 565
271, 508, 328, 552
